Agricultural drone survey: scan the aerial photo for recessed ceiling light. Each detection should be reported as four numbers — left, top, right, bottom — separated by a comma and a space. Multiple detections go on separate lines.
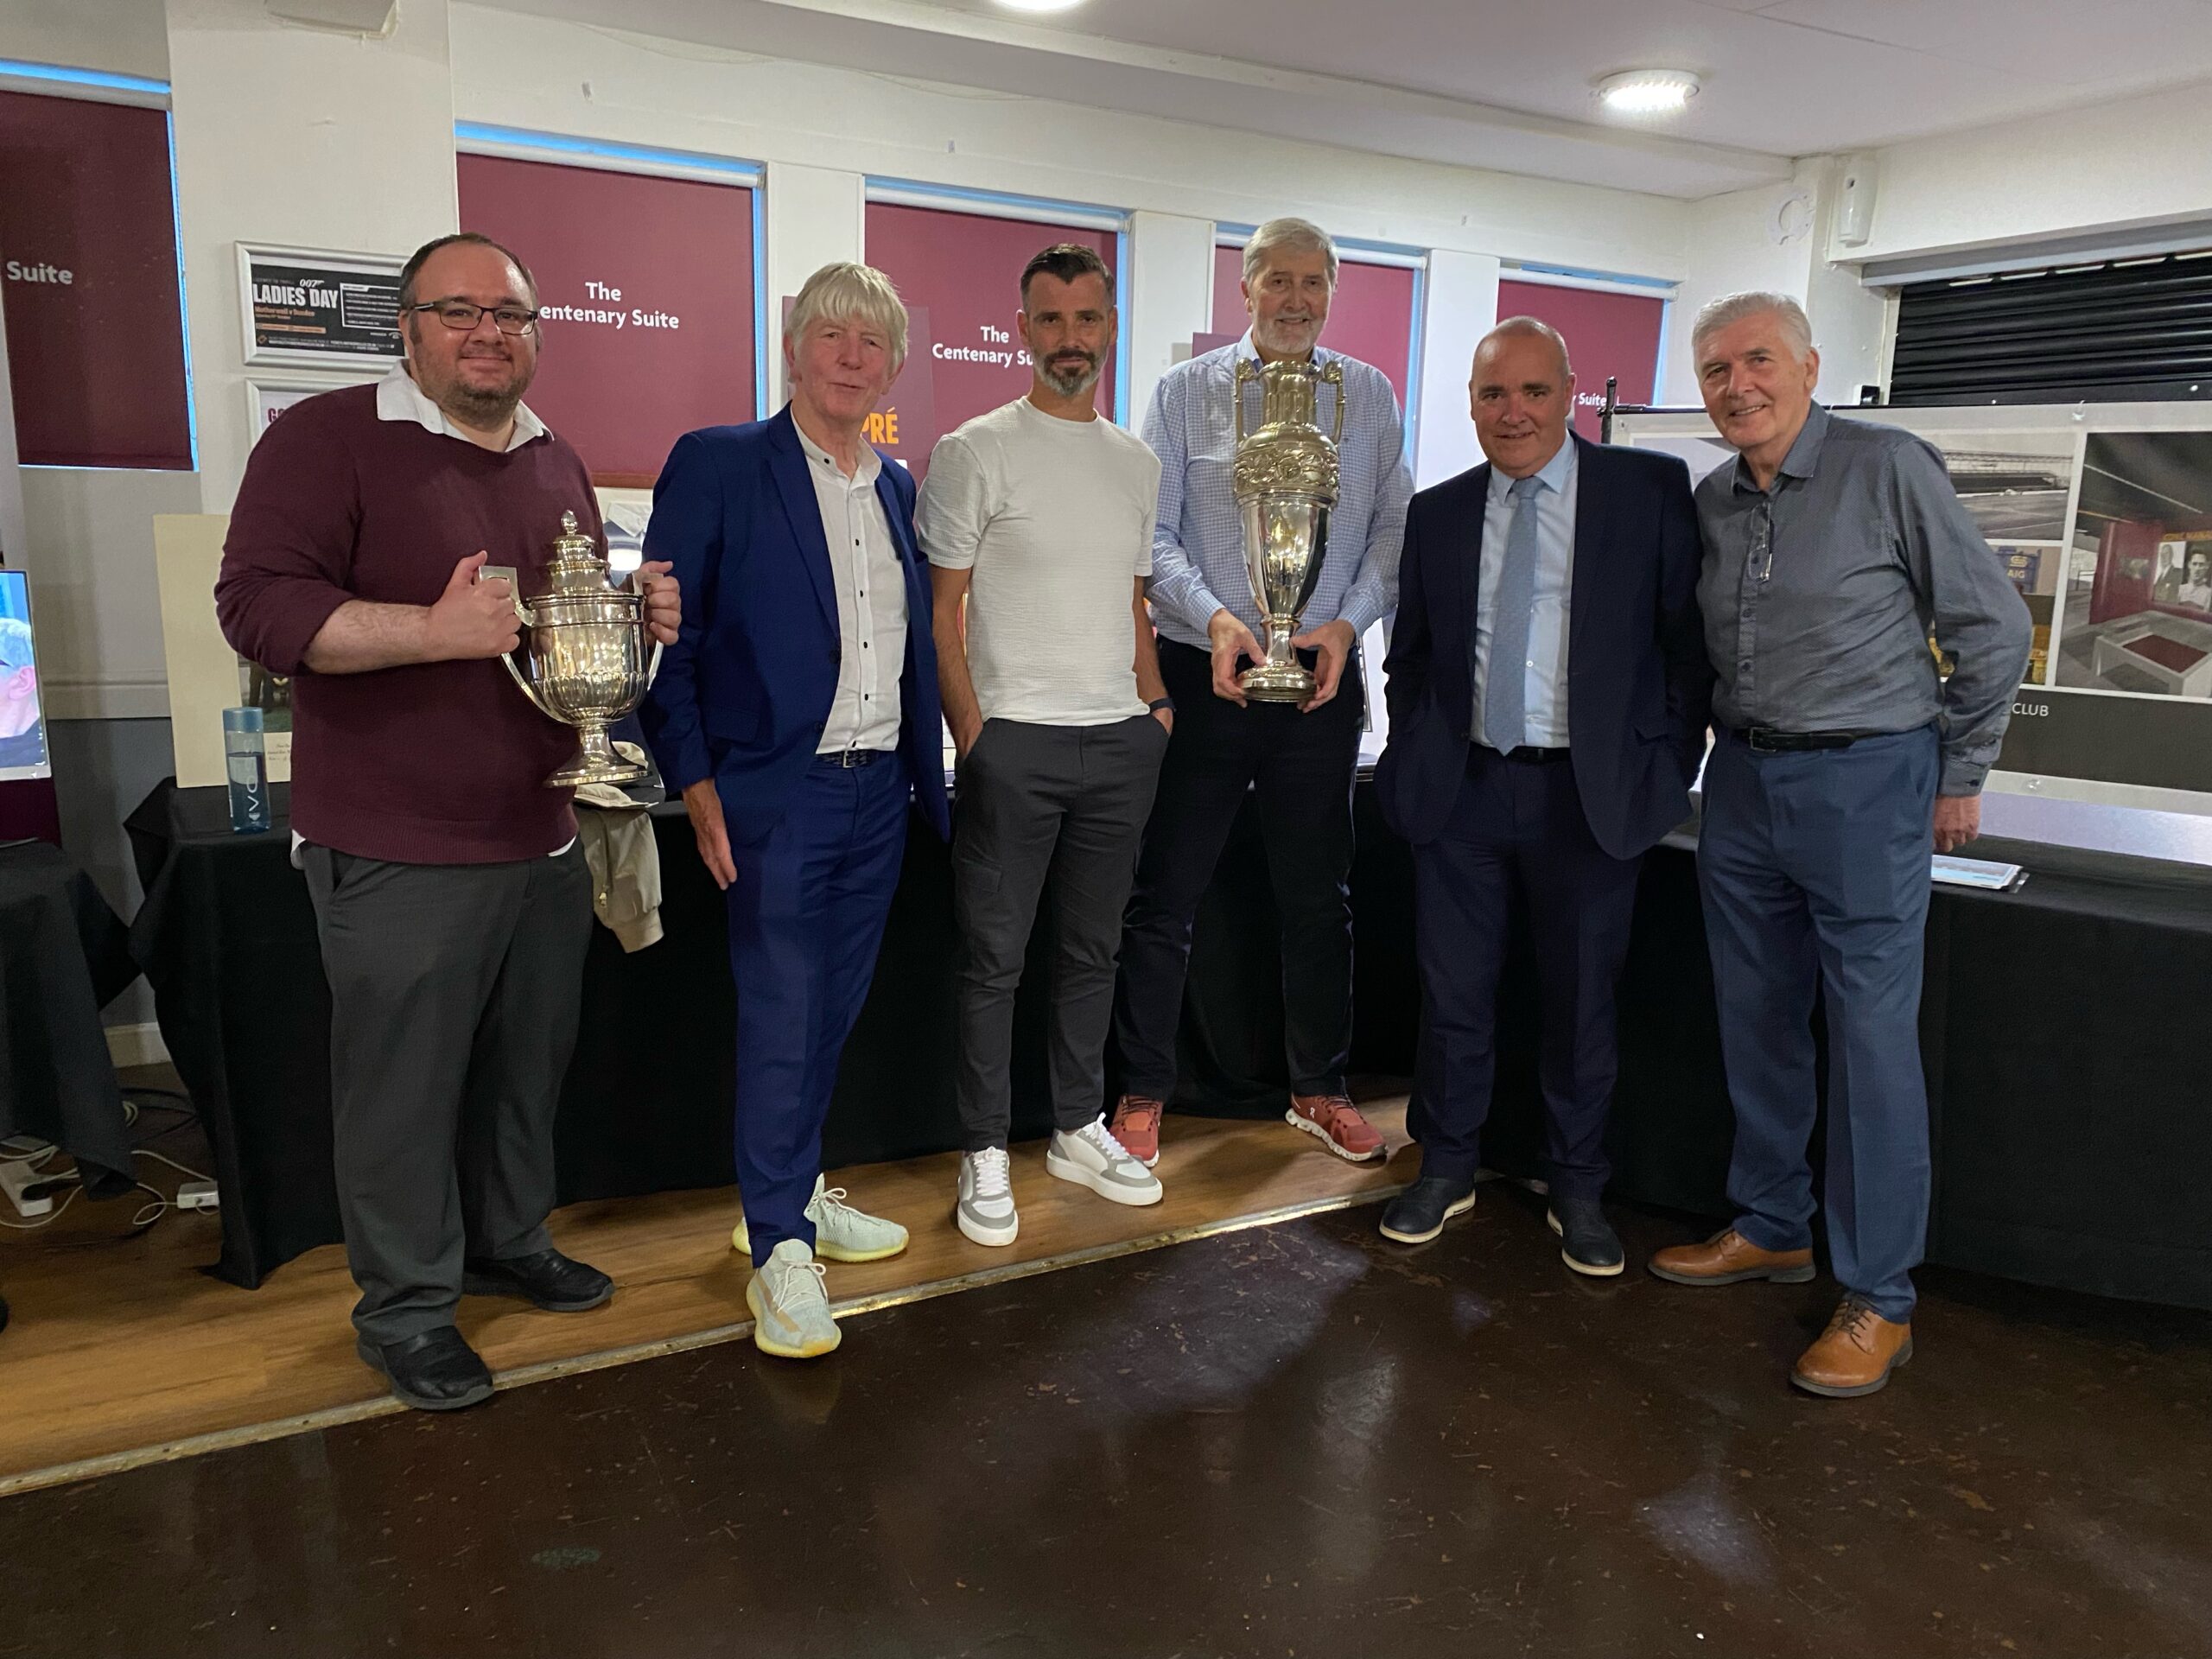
1595, 69, 1701, 116
992, 0, 1088, 12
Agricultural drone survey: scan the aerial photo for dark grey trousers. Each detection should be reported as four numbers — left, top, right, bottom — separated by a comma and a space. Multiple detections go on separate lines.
953, 715, 1168, 1149
302, 842, 593, 1344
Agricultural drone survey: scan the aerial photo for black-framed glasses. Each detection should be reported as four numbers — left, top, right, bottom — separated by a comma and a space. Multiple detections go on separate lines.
408, 300, 539, 335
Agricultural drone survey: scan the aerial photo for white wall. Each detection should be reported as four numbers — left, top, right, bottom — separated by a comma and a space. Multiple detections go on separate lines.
21, 468, 198, 719
2, 0, 169, 82
167, 0, 461, 512
1413, 249, 1502, 487
1125, 211, 1215, 429
1660, 159, 1887, 410
1851, 81, 2212, 268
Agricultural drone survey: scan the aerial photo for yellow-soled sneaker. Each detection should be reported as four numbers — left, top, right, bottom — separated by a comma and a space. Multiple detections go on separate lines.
745, 1239, 842, 1360
733, 1175, 910, 1264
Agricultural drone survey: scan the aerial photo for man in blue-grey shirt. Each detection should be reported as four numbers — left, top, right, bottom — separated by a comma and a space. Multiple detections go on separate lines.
1107, 218, 1413, 1170
1649, 291, 2031, 1402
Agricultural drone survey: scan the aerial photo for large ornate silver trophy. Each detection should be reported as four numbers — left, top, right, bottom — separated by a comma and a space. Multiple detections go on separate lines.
502, 511, 658, 787
1233, 356, 1345, 702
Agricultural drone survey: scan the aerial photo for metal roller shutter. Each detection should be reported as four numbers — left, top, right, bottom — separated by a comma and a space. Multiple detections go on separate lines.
1889, 251, 2212, 406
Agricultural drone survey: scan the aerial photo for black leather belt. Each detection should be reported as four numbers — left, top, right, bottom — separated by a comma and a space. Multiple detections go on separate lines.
1729, 727, 1879, 754
818, 747, 890, 768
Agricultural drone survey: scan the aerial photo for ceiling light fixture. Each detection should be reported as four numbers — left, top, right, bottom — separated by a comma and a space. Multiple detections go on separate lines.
1595, 69, 1701, 116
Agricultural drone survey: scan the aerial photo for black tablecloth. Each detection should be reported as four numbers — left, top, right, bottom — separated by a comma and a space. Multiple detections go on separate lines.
127, 779, 2212, 1310
0, 840, 136, 1183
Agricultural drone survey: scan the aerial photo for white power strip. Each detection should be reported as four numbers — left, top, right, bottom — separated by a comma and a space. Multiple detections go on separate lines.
176, 1179, 220, 1211
0, 1158, 54, 1219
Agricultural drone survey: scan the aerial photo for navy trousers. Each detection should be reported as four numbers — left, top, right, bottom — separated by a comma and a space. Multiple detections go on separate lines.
1409, 745, 1643, 1199
1697, 726, 1938, 1321
722, 751, 910, 1267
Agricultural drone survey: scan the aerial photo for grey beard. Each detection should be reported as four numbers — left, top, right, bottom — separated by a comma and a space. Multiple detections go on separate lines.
1039, 357, 1102, 399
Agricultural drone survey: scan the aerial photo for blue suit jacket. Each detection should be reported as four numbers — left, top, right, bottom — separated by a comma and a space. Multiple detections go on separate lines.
1376, 435, 1712, 859
637, 407, 952, 847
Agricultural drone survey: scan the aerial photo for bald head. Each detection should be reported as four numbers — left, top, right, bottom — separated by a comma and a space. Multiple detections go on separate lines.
1476, 315, 1572, 382
1470, 316, 1576, 478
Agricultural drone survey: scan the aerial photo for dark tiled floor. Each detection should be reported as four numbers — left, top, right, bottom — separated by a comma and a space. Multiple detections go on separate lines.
7, 1192, 2211, 1659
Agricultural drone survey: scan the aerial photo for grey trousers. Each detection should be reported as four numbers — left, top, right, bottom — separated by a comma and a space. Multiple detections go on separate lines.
302, 842, 593, 1344
952, 714, 1168, 1150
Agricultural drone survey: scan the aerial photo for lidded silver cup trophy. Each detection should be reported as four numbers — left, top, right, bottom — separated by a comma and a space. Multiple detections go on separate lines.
1232, 356, 1345, 702
501, 510, 659, 787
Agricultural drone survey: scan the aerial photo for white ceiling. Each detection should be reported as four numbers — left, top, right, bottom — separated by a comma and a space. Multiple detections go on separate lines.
486, 0, 2212, 197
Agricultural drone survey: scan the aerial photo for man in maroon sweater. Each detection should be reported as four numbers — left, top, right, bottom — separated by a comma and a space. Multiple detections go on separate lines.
218, 232, 679, 1412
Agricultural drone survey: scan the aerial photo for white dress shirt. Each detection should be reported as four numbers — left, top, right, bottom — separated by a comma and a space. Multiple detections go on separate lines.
795, 418, 906, 754
1472, 436, 1577, 750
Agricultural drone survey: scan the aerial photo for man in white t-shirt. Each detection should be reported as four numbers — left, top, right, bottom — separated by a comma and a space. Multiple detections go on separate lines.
920, 243, 1173, 1247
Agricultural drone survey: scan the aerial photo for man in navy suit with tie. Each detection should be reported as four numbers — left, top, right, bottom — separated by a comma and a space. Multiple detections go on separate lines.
640, 263, 950, 1359
1374, 317, 1709, 1274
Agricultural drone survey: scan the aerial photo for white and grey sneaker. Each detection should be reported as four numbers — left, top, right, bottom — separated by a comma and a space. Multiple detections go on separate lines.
745, 1238, 841, 1359
732, 1176, 909, 1263
957, 1147, 1020, 1247
1046, 1116, 1164, 1207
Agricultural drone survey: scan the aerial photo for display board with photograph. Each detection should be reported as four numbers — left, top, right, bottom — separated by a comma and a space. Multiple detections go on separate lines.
1615, 401, 2212, 803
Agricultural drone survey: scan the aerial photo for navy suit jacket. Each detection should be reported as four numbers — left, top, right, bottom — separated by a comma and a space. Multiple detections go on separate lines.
1376, 435, 1712, 859
637, 407, 952, 847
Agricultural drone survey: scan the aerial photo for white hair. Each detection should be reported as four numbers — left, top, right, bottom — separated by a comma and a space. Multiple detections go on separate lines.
1691, 290, 1814, 362
1478, 315, 1573, 379
1243, 218, 1338, 289
786, 262, 909, 375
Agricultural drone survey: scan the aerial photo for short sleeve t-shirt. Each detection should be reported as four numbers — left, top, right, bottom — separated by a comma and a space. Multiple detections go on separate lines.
918, 397, 1161, 727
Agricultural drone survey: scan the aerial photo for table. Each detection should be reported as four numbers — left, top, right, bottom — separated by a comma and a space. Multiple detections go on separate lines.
126, 779, 2212, 1312
0, 841, 136, 1184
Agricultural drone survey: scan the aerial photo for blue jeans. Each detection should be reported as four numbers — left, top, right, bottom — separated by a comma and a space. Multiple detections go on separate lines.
1697, 727, 1937, 1321
722, 752, 910, 1266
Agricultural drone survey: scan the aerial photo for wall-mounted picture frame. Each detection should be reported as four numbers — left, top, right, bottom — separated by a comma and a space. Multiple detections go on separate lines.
244, 375, 372, 450
237, 243, 405, 367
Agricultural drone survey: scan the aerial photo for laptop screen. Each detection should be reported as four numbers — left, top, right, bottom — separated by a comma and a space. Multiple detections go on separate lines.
0, 570, 51, 783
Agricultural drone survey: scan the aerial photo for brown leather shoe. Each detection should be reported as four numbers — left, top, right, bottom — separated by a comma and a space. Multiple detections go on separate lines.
1792, 1296, 1913, 1398
1648, 1228, 1816, 1287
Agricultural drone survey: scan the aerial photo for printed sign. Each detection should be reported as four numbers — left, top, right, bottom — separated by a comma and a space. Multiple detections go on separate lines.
238, 245, 405, 365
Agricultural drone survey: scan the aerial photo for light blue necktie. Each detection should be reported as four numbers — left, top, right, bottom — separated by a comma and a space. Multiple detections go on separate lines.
1481, 474, 1543, 753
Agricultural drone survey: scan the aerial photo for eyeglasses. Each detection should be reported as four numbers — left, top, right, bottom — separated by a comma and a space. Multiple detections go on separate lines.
407, 300, 539, 335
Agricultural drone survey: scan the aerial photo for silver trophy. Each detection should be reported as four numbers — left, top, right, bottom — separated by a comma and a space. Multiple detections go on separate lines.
501, 511, 658, 787
1233, 356, 1344, 702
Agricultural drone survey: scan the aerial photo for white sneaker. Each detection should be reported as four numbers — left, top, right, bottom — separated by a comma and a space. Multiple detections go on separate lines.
1046, 1116, 1163, 1207
957, 1147, 1020, 1247
732, 1176, 909, 1263
745, 1238, 841, 1359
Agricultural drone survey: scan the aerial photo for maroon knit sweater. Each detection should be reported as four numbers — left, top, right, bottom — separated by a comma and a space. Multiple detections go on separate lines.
216, 384, 602, 864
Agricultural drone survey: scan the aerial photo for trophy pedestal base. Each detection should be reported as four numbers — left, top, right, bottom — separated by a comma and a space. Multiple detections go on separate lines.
543, 724, 647, 789
1240, 664, 1317, 704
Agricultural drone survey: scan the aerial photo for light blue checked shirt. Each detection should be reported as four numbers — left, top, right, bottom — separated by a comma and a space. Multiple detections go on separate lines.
1142, 332, 1413, 650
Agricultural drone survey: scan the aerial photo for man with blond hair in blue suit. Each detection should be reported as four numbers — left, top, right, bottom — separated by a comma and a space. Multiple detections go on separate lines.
640, 262, 951, 1361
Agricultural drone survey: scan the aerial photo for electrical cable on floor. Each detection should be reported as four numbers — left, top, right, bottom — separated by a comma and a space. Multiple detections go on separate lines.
0, 1148, 213, 1234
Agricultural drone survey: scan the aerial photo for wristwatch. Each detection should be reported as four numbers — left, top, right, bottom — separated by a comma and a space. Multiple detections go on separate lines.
1147, 696, 1175, 715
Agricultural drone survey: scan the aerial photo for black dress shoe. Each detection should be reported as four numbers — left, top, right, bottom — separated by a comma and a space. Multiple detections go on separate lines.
462, 1248, 613, 1312
1378, 1174, 1478, 1244
357, 1326, 494, 1412
1548, 1195, 1624, 1277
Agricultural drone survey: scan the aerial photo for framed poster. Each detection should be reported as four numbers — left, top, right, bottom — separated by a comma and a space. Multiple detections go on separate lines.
238, 244, 404, 366
245, 376, 365, 449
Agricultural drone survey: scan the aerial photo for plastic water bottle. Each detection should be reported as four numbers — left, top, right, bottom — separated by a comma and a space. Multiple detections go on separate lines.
224, 707, 271, 833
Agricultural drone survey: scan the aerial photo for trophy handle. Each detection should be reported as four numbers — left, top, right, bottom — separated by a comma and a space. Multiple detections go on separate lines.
1234, 357, 1256, 444
1325, 361, 1345, 443
500, 645, 559, 722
